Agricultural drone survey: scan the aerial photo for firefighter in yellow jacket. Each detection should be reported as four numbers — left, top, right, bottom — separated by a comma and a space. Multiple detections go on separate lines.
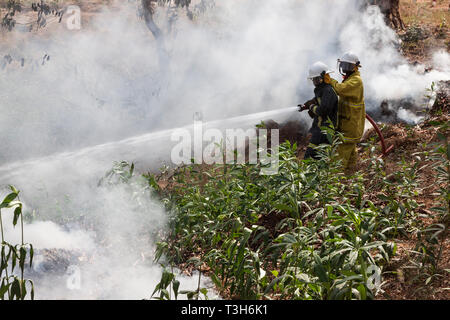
324, 52, 366, 170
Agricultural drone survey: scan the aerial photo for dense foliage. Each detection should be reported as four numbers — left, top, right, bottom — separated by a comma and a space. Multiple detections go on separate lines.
146, 124, 448, 300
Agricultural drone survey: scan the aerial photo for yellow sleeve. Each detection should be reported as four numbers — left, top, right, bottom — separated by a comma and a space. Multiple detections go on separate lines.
330, 77, 361, 100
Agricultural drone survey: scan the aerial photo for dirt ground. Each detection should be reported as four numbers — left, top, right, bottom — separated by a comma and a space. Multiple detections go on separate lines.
399, 0, 450, 63
360, 87, 450, 299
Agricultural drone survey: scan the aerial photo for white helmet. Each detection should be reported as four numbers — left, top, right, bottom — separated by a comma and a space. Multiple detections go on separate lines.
337, 52, 361, 75
307, 61, 334, 79
338, 52, 360, 65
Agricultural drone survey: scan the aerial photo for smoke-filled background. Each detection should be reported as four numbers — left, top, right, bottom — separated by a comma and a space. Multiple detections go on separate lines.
0, 0, 449, 299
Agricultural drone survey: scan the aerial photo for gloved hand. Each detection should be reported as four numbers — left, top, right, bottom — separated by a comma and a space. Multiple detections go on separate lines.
323, 73, 331, 84
304, 98, 317, 108
298, 104, 309, 112
299, 98, 316, 112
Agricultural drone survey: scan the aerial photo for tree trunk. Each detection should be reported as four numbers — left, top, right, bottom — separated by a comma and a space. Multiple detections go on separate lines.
141, 0, 163, 40
140, 0, 170, 93
375, 0, 405, 30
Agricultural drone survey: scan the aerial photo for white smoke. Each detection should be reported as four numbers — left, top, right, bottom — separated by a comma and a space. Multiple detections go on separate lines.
1, 0, 449, 163
3, 220, 94, 251
433, 50, 450, 73
0, 0, 449, 299
0, 180, 216, 300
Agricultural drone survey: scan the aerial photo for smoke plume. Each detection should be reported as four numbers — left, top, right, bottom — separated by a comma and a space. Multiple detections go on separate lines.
0, 0, 449, 299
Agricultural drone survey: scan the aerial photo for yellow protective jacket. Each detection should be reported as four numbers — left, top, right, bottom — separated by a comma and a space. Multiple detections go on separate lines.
330, 71, 366, 143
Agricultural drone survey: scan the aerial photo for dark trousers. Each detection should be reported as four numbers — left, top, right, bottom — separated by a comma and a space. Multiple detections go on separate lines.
304, 128, 329, 160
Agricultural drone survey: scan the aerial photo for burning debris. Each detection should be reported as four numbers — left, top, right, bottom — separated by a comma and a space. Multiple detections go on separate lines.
261, 118, 307, 147
364, 79, 449, 150
371, 80, 449, 125
25, 248, 88, 279
371, 97, 421, 124
254, 118, 309, 159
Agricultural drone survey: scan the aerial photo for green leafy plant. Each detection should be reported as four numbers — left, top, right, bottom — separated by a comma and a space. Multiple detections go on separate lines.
429, 123, 450, 222
147, 127, 412, 300
0, 186, 34, 300
406, 122, 449, 290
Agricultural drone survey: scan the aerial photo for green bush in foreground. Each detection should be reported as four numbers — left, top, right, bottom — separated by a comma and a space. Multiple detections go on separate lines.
141, 123, 447, 300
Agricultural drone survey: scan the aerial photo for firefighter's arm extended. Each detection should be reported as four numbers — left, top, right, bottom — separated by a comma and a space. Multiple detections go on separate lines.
309, 89, 337, 119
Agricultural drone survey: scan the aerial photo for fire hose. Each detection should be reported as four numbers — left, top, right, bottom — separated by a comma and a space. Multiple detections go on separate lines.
365, 114, 394, 157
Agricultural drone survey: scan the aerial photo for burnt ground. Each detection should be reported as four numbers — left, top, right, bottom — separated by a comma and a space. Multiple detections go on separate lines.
25, 248, 87, 278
